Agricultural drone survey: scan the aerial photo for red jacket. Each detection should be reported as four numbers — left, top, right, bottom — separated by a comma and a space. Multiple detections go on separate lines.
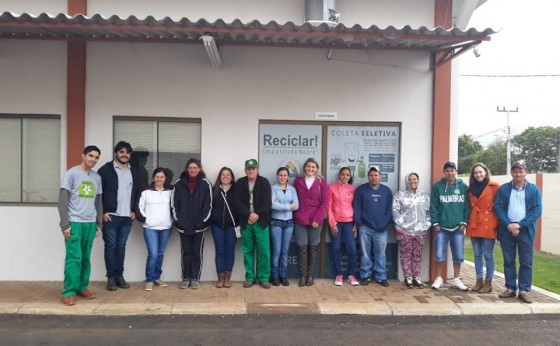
327, 181, 355, 228
467, 180, 500, 239
293, 176, 329, 226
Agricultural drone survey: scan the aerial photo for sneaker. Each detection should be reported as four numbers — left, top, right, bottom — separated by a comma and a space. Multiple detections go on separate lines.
190, 280, 200, 289
145, 282, 154, 291
77, 290, 95, 299
243, 281, 254, 288
260, 282, 272, 289
334, 275, 343, 286
404, 277, 413, 288
154, 279, 167, 287
431, 276, 443, 289
360, 278, 369, 286
377, 280, 390, 287
61, 296, 76, 306
347, 275, 360, 286
499, 289, 517, 298
413, 276, 425, 288
179, 280, 190, 289
451, 277, 468, 291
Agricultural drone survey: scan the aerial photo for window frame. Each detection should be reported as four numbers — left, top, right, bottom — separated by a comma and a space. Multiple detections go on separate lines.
0, 113, 61, 206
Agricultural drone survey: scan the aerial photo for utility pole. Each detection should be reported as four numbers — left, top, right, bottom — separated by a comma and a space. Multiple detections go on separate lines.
557, 127, 560, 173
497, 106, 518, 173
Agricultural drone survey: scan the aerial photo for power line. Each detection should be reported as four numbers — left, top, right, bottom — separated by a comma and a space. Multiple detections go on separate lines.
460, 74, 560, 78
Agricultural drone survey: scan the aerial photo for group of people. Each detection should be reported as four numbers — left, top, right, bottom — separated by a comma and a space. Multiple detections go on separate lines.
58, 142, 542, 306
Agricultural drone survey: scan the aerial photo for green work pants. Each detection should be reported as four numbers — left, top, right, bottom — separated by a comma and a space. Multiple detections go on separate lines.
241, 222, 271, 283
63, 222, 97, 297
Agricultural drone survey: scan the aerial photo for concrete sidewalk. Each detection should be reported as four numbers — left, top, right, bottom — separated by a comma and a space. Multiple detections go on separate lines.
1, 264, 559, 316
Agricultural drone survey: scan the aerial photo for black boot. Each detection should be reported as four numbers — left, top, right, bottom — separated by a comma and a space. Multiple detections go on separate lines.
307, 245, 318, 286
115, 275, 130, 289
106, 277, 117, 291
298, 246, 308, 287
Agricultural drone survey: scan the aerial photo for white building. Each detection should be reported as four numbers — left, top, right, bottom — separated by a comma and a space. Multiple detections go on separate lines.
0, 0, 492, 282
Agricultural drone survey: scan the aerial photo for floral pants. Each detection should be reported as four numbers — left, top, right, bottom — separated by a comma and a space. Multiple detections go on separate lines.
396, 232, 426, 278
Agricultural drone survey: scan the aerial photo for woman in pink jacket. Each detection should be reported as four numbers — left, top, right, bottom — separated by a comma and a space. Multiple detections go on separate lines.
293, 158, 329, 287
328, 167, 359, 286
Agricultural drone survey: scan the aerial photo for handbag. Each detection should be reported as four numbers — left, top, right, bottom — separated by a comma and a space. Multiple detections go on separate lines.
222, 192, 241, 238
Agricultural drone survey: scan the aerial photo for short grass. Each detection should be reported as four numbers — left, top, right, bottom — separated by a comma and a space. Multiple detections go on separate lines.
464, 238, 560, 295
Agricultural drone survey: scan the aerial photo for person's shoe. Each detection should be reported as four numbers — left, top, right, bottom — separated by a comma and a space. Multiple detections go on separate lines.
498, 289, 516, 298
61, 296, 76, 306
377, 280, 390, 287
334, 274, 343, 286
106, 277, 117, 291
471, 278, 484, 292
404, 276, 413, 288
431, 276, 443, 290
179, 280, 190, 289
298, 276, 307, 287
115, 276, 130, 289
224, 272, 232, 288
518, 293, 532, 304
77, 290, 95, 299
306, 275, 314, 286
154, 279, 167, 287
360, 278, 369, 286
451, 277, 468, 291
145, 282, 154, 291
243, 281, 254, 288
190, 280, 200, 289
260, 282, 272, 289
280, 278, 290, 286
478, 279, 493, 293
413, 276, 425, 288
272, 277, 280, 286
347, 275, 360, 286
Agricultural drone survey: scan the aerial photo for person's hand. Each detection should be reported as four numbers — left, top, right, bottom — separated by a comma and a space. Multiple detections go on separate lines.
459, 224, 466, 232
248, 212, 259, 224
433, 225, 441, 231
330, 226, 338, 237
312, 221, 319, 228
62, 228, 71, 240
103, 213, 112, 222
96, 227, 102, 238
353, 225, 358, 238
290, 203, 297, 211
130, 212, 136, 220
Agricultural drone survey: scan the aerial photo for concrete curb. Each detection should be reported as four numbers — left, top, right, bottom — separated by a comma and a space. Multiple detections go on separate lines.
3, 301, 558, 316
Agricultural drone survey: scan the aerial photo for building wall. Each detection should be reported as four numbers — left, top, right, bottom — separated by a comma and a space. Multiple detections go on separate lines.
0, 39, 434, 281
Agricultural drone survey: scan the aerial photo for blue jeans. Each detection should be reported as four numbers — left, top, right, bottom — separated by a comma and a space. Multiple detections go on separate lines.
434, 229, 464, 263
359, 225, 387, 281
102, 215, 132, 278
143, 228, 171, 283
211, 224, 237, 273
500, 229, 534, 293
471, 237, 495, 280
270, 219, 294, 278
330, 222, 357, 277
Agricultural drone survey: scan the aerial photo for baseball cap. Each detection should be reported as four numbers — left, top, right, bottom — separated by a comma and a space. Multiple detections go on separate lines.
511, 160, 527, 171
368, 165, 380, 173
443, 161, 457, 170
245, 159, 258, 168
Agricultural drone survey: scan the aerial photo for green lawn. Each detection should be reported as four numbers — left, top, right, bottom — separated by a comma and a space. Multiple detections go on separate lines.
464, 239, 560, 295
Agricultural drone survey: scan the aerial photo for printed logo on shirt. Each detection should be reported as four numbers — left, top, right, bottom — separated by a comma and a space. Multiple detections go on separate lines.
370, 193, 382, 202
439, 195, 465, 203
78, 181, 95, 199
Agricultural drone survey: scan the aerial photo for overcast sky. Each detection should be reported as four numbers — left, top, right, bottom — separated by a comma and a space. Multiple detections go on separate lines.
458, 0, 560, 146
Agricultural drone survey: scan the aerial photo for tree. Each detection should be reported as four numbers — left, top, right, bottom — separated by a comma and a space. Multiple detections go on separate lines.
512, 126, 559, 173
476, 139, 507, 175
458, 134, 483, 174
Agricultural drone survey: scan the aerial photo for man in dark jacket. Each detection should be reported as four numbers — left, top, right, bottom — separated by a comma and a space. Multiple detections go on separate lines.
97, 141, 141, 291
234, 159, 272, 289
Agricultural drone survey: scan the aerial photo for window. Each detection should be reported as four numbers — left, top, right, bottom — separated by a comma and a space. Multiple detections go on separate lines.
113, 117, 201, 189
0, 114, 61, 203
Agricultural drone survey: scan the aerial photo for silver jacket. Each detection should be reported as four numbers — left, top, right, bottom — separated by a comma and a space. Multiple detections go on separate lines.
392, 174, 431, 236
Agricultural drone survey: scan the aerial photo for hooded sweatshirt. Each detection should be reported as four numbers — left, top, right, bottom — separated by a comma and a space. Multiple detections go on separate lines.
429, 177, 469, 231
392, 173, 431, 236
